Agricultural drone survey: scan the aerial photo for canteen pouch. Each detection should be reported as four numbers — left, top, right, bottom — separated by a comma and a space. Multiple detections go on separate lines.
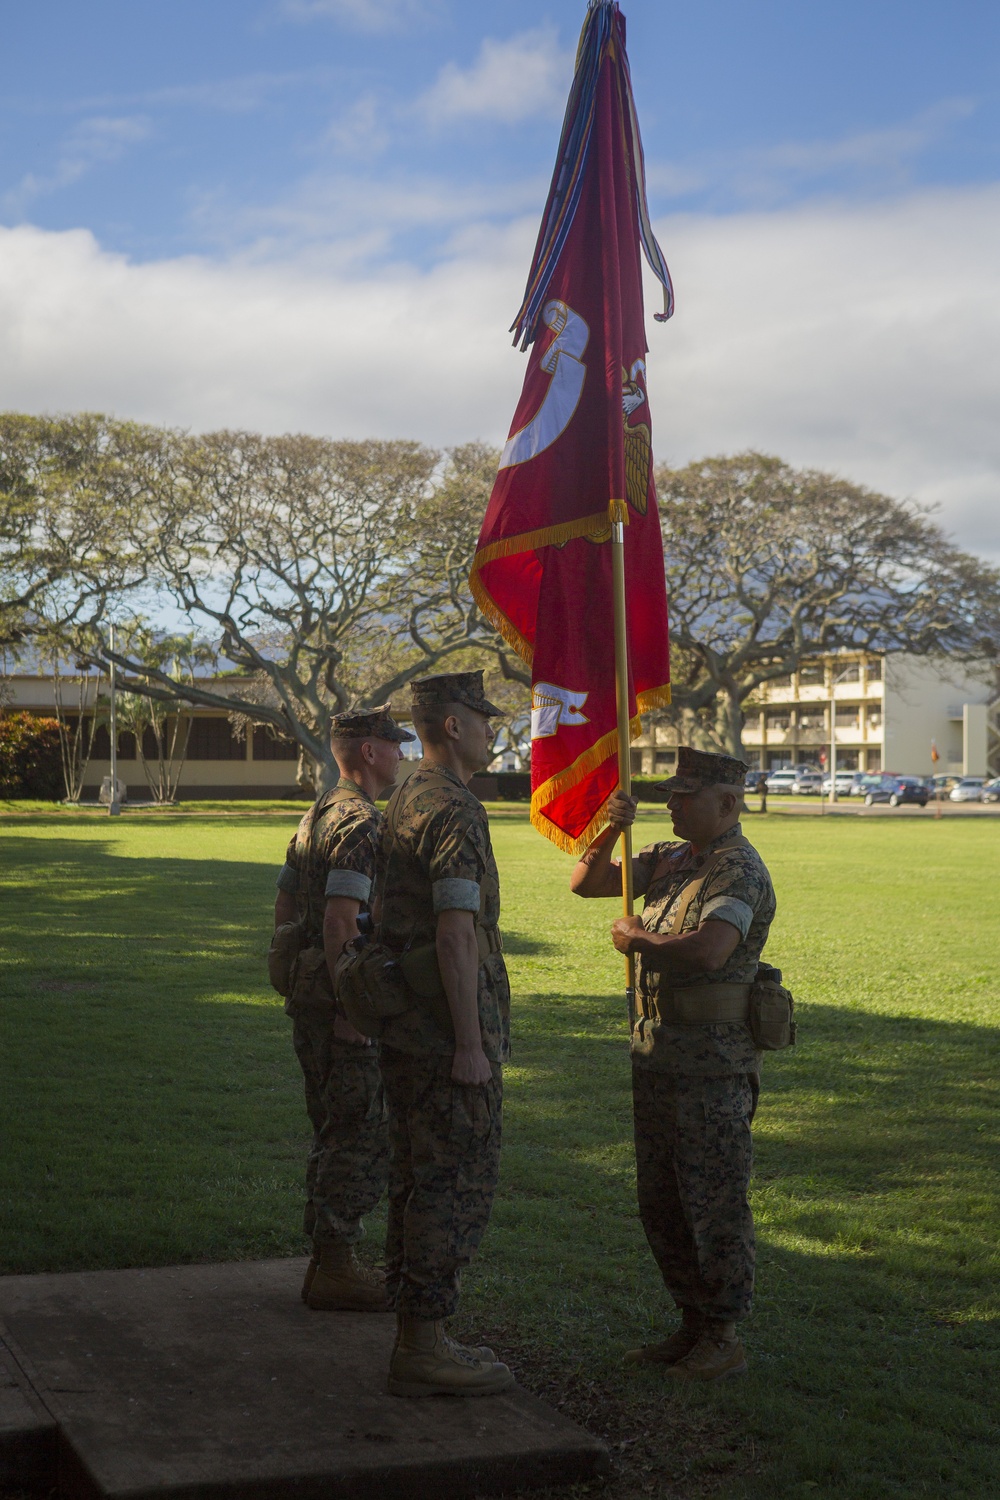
334, 941, 412, 1039
285, 943, 337, 1017
748, 964, 796, 1051
267, 920, 304, 998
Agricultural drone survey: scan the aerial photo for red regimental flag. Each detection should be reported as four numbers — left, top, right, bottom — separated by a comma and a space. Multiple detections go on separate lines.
469, 1, 672, 854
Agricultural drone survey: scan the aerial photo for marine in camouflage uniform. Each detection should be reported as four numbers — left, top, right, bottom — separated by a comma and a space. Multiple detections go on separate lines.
574, 745, 776, 1381
376, 670, 513, 1397
274, 706, 413, 1309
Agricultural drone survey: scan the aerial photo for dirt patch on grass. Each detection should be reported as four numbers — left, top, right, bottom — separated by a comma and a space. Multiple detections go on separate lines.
470, 1327, 755, 1500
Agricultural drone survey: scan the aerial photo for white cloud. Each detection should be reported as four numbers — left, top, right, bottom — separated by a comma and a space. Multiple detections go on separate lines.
0, 185, 998, 562
278, 0, 438, 33
4, 115, 150, 210
417, 28, 574, 126
323, 94, 391, 158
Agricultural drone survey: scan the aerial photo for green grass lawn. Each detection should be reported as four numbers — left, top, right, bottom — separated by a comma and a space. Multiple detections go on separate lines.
1, 809, 998, 1499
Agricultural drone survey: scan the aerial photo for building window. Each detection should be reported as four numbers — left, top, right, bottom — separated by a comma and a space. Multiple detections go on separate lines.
653, 749, 676, 771
186, 717, 246, 760
798, 710, 826, 729
90, 724, 136, 760
799, 663, 825, 685
835, 707, 860, 728
865, 749, 881, 771
767, 753, 792, 770
253, 726, 299, 762
867, 711, 882, 728
865, 659, 883, 682
765, 711, 790, 730
768, 675, 793, 690
838, 751, 859, 770
836, 662, 860, 682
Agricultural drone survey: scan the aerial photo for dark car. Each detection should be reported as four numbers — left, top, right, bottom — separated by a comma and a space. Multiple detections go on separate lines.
744, 770, 769, 793
982, 777, 1000, 805
862, 774, 929, 807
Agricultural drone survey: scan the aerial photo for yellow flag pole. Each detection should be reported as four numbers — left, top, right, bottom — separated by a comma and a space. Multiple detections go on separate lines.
611, 517, 636, 1020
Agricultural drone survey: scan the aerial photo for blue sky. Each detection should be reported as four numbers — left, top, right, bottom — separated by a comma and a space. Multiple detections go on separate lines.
1, 0, 999, 556
4, 1, 998, 259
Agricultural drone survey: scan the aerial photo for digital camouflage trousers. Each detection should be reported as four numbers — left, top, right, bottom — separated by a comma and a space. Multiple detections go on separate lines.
632, 1067, 757, 1322
289, 1007, 389, 1246
379, 1044, 503, 1320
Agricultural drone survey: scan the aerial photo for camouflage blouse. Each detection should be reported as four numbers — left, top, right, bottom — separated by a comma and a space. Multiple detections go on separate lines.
628, 823, 776, 1076
276, 777, 381, 946
374, 762, 510, 1064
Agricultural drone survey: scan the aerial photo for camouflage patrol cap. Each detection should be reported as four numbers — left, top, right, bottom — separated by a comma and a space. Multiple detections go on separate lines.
656, 745, 749, 795
410, 670, 501, 717
329, 704, 415, 743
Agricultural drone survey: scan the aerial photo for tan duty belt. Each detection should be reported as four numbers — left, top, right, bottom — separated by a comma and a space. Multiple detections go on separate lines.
652, 982, 751, 1025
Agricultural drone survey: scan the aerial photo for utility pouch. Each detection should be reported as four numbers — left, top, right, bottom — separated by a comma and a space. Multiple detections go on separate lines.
748, 963, 796, 1051
334, 940, 412, 1039
267, 920, 304, 998
285, 943, 336, 1017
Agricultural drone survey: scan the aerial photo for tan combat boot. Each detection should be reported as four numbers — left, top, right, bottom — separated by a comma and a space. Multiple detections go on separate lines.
388, 1314, 514, 1397
389, 1314, 497, 1365
306, 1240, 388, 1313
624, 1307, 703, 1365
664, 1320, 748, 1382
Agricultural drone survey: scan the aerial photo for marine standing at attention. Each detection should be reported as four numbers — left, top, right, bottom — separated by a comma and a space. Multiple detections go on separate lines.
375, 670, 513, 1398
273, 707, 414, 1312
571, 746, 776, 1382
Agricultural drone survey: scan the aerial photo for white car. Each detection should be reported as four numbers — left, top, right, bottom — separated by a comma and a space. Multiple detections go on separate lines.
949, 777, 985, 802
763, 770, 798, 795
820, 771, 858, 796
791, 770, 823, 794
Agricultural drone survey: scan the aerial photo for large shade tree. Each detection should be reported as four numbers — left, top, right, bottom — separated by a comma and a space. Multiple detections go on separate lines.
77, 427, 502, 790
654, 453, 1000, 757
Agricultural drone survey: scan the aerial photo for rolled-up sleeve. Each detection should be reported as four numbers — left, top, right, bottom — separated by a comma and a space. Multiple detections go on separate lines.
701, 894, 754, 937
325, 868, 372, 903
275, 862, 298, 894
432, 877, 481, 913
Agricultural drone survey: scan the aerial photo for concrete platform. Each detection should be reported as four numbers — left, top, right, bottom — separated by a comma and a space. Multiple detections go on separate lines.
0, 1259, 608, 1499
0, 1334, 57, 1487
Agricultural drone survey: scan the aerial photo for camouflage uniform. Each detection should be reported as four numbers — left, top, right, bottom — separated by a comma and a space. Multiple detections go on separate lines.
277, 774, 389, 1246
629, 816, 776, 1323
376, 673, 509, 1321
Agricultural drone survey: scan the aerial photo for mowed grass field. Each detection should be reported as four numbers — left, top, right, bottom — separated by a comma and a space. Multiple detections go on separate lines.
1, 808, 998, 1499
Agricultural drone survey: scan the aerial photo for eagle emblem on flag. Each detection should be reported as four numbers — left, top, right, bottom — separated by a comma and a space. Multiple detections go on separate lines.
622, 361, 650, 517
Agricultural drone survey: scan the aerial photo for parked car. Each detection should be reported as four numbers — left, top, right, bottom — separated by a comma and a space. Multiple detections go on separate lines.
949, 777, 986, 803
762, 769, 798, 795
820, 770, 862, 796
930, 774, 961, 794
744, 770, 769, 792
790, 768, 823, 794
981, 778, 1000, 804
862, 774, 929, 807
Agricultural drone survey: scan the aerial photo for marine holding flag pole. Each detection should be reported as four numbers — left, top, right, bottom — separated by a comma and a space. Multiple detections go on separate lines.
469, 0, 673, 1007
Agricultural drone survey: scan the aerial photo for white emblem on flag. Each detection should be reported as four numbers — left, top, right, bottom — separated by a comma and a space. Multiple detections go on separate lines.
531, 682, 590, 739
499, 300, 589, 470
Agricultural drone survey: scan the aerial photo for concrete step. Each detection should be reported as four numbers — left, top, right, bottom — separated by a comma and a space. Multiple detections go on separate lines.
0, 1258, 608, 1499
0, 1333, 57, 1488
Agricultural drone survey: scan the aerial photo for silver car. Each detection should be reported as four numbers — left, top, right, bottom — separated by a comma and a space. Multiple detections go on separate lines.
949, 777, 985, 802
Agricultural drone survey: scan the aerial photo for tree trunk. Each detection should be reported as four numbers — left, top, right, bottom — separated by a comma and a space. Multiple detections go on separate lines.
301, 746, 338, 796
715, 684, 745, 760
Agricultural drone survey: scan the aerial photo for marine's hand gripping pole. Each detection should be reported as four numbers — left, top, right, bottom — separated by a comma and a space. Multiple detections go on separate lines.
611, 518, 636, 1022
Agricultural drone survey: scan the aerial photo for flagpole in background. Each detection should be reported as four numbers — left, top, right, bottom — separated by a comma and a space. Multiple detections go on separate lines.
611, 519, 635, 1007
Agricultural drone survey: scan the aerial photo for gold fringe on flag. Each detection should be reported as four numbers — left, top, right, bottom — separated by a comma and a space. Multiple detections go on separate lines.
528, 681, 672, 856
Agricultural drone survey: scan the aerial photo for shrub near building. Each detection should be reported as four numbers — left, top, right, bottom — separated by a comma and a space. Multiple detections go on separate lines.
0, 713, 63, 800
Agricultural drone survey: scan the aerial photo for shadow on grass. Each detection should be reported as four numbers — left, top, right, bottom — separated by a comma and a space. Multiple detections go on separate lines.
4, 837, 999, 1497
